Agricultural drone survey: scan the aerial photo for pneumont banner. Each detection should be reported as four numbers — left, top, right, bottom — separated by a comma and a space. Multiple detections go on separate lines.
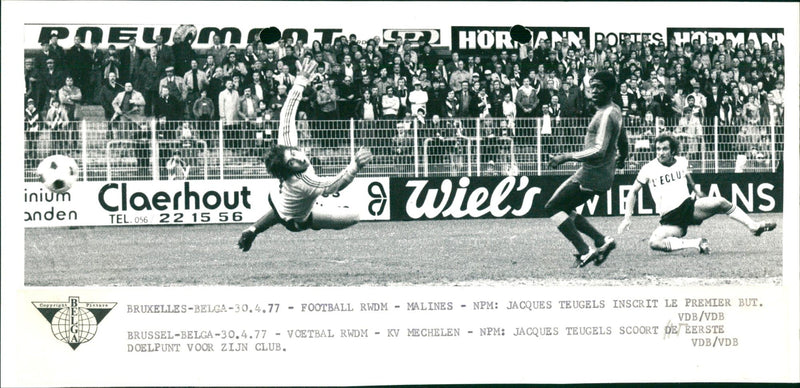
25, 24, 441, 50
389, 173, 782, 221
23, 178, 390, 228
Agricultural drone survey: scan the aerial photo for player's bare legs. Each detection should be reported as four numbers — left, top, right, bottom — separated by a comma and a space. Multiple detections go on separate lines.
310, 204, 360, 230
647, 224, 708, 253
646, 197, 776, 254
693, 197, 776, 235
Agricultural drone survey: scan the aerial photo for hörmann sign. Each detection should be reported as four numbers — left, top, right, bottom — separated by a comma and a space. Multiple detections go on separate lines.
451, 26, 590, 54
666, 27, 785, 48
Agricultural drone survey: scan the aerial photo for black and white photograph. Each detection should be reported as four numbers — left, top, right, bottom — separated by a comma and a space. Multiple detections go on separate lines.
2, 1, 798, 386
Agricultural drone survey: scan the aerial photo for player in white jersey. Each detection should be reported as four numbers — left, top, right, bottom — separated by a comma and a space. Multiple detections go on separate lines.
618, 134, 776, 253
237, 60, 373, 252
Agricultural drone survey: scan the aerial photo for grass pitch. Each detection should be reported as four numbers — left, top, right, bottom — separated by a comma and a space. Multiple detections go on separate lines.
25, 214, 782, 286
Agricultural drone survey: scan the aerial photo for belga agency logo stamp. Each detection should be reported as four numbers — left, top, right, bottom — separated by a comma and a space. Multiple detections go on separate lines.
32, 296, 116, 350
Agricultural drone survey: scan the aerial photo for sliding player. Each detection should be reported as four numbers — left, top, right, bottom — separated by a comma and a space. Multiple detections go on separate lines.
545, 70, 628, 268
618, 134, 776, 253
237, 60, 373, 252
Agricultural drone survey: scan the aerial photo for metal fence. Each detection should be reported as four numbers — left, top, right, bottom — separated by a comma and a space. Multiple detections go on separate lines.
23, 116, 784, 182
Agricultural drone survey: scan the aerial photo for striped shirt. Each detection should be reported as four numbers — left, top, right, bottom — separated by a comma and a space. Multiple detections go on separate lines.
572, 103, 624, 191
271, 75, 359, 222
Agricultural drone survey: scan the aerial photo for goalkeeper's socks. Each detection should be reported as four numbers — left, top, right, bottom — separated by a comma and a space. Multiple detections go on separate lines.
663, 237, 703, 252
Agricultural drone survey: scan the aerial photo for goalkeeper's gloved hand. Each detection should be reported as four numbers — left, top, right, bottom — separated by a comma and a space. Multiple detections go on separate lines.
238, 229, 256, 252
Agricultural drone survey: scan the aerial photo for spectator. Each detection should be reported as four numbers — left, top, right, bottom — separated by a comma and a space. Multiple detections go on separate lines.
536, 78, 558, 112
88, 40, 105, 101
613, 81, 636, 115
192, 89, 215, 142
501, 92, 517, 119
487, 79, 506, 118
159, 66, 186, 103
315, 79, 339, 120
65, 36, 91, 100
267, 84, 288, 119
58, 76, 82, 148
381, 86, 401, 119
97, 72, 124, 139
443, 89, 460, 119
202, 54, 219, 80
456, 80, 473, 118
248, 71, 270, 105
449, 60, 470, 92
111, 82, 146, 138
222, 51, 248, 79
678, 94, 703, 159
373, 67, 394, 97
41, 59, 65, 103
183, 59, 208, 112
395, 77, 409, 114
426, 78, 446, 118
743, 94, 761, 126
208, 35, 228, 68
768, 80, 784, 124
137, 49, 162, 117
35, 39, 57, 72
154, 85, 183, 132
219, 79, 242, 152
639, 88, 662, 120
45, 99, 70, 151
238, 86, 261, 155
475, 85, 491, 118
275, 64, 295, 88
515, 77, 537, 118
242, 44, 260, 73
25, 98, 41, 168
338, 75, 357, 119
25, 58, 43, 110
102, 44, 121, 82
119, 37, 144, 84
558, 76, 581, 117
355, 88, 379, 121
280, 45, 299, 75
153, 34, 174, 71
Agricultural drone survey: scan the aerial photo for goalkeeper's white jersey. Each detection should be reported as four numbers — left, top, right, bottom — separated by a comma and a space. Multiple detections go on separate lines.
268, 72, 358, 222
270, 163, 357, 222
636, 156, 691, 216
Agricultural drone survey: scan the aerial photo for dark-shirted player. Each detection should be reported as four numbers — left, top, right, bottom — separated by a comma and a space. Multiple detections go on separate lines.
545, 71, 628, 267
618, 134, 776, 253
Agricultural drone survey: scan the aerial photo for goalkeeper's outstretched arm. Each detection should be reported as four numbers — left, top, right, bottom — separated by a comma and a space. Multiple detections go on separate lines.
278, 60, 318, 147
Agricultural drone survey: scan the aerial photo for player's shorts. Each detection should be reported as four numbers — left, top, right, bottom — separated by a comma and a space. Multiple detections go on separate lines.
544, 176, 603, 214
268, 194, 315, 232
659, 197, 703, 228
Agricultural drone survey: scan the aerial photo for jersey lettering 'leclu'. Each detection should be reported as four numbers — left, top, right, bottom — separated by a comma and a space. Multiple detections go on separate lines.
270, 75, 358, 222
636, 156, 691, 216
572, 103, 623, 191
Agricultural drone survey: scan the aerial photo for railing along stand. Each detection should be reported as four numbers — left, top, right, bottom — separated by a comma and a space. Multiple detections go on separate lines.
81, 119, 88, 181
150, 119, 159, 180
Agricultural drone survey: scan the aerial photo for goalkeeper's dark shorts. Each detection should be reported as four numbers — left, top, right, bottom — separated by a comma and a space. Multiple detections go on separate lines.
659, 197, 703, 229
268, 194, 314, 232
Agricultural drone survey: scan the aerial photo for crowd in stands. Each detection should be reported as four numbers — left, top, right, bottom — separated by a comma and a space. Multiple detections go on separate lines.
24, 28, 785, 172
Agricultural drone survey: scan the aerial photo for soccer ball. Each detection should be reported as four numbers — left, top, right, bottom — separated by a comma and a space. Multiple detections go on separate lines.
37, 155, 79, 193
